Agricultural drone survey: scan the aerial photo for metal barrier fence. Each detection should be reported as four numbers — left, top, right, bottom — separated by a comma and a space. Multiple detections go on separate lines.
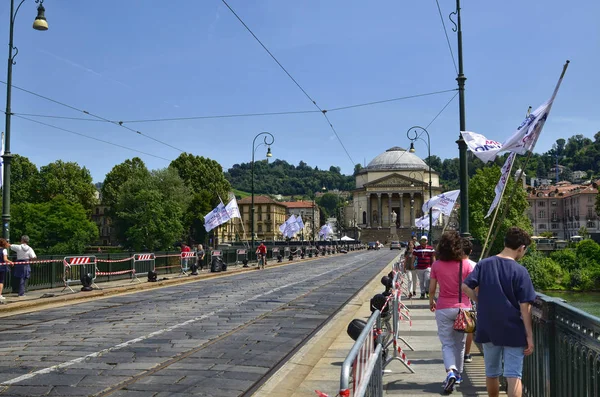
132, 253, 155, 279
523, 293, 600, 397
340, 309, 384, 397
63, 256, 99, 292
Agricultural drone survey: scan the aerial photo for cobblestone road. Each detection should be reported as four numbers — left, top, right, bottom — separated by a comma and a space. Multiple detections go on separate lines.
0, 250, 398, 397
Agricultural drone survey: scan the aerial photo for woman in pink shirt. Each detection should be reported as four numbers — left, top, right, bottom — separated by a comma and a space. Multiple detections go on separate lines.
429, 231, 474, 393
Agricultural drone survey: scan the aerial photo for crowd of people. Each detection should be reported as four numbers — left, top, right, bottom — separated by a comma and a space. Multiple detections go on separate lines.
404, 227, 535, 397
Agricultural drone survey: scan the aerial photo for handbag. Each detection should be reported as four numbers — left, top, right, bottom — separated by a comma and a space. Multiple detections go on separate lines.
453, 259, 477, 333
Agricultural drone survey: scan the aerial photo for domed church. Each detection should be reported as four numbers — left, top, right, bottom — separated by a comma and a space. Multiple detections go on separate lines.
351, 147, 443, 240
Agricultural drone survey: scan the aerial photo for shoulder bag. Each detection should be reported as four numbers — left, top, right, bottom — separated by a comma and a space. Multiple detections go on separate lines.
453, 259, 477, 333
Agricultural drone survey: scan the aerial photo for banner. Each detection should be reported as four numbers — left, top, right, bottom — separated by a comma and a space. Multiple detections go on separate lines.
279, 214, 296, 234
460, 131, 502, 163
204, 203, 230, 232
296, 215, 305, 230
415, 209, 442, 231
284, 218, 300, 238
422, 190, 460, 216
501, 69, 566, 156
485, 152, 516, 218
225, 197, 241, 219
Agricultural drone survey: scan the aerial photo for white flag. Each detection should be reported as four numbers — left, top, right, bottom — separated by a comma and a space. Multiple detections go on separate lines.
460, 131, 503, 163
279, 214, 295, 233
415, 209, 442, 230
296, 215, 305, 230
204, 203, 230, 232
225, 197, 241, 219
422, 190, 460, 216
501, 66, 567, 156
485, 153, 516, 218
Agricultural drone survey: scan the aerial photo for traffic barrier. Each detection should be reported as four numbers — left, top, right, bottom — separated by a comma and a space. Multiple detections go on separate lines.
271, 247, 280, 260
132, 253, 155, 281
154, 253, 182, 274
180, 252, 196, 276
63, 256, 99, 292
284, 247, 290, 259
236, 249, 247, 265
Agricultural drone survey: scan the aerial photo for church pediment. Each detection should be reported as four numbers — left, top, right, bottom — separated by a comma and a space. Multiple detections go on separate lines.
364, 173, 427, 188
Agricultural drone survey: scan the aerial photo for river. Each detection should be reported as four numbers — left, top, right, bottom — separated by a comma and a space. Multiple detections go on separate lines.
544, 291, 600, 318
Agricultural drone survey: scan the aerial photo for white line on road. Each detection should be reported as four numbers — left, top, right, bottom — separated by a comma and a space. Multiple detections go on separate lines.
1, 252, 377, 386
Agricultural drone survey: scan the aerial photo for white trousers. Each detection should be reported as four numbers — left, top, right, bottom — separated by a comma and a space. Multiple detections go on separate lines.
435, 308, 467, 374
406, 269, 418, 294
416, 268, 431, 295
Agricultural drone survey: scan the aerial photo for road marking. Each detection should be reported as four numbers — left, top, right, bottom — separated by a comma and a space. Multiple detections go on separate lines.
0, 252, 376, 386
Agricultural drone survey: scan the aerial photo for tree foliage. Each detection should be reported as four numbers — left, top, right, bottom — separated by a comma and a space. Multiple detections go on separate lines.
38, 161, 97, 212
9, 154, 39, 205
11, 195, 98, 254
101, 157, 149, 208
468, 166, 532, 255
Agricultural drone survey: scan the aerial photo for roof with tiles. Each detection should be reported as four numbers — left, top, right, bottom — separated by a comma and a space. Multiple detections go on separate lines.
528, 182, 597, 198
237, 195, 285, 205
282, 201, 316, 208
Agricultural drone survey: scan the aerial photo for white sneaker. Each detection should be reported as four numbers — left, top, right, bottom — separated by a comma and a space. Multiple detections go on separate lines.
0, 295, 5, 300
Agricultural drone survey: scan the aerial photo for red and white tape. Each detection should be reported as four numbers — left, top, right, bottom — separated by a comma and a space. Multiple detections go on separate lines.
96, 269, 135, 276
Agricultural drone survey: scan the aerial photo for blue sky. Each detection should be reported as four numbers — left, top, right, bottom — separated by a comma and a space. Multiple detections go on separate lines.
1, 0, 598, 183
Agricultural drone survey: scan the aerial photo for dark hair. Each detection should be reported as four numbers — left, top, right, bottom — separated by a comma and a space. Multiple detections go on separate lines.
436, 231, 464, 261
461, 237, 473, 256
0, 238, 8, 249
504, 227, 531, 250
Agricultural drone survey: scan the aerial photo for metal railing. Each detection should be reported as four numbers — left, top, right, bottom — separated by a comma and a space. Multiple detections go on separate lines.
523, 293, 600, 397
3, 242, 364, 294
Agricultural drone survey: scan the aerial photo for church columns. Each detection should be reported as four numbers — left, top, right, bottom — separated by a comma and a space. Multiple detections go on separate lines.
399, 193, 404, 227
388, 194, 392, 227
366, 193, 371, 228
377, 193, 382, 227
410, 193, 415, 228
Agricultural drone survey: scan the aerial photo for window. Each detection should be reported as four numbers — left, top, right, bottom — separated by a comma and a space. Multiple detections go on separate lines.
588, 221, 596, 228
588, 208, 595, 218
539, 224, 547, 229
538, 201, 545, 207
539, 210, 546, 218
551, 224, 558, 229
589, 196, 593, 203
551, 212, 558, 221
267, 224, 272, 232
258, 212, 262, 221
551, 201, 557, 206
258, 225, 263, 232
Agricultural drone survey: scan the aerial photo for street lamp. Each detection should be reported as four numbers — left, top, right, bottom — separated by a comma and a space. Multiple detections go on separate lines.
3, 0, 49, 241
409, 171, 425, 235
251, 132, 274, 250
407, 126, 434, 242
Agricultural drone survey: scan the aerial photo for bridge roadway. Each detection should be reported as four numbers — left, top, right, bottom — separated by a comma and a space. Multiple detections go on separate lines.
0, 250, 398, 397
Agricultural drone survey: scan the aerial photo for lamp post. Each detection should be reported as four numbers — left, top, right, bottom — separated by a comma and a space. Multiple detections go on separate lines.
407, 126, 433, 242
3, 0, 48, 241
452, 0, 470, 237
251, 132, 274, 250
409, 171, 426, 236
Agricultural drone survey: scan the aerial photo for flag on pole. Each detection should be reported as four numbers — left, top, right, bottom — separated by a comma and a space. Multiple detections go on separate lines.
415, 209, 442, 230
225, 197, 241, 219
485, 152, 516, 218
422, 190, 460, 216
284, 218, 301, 238
318, 224, 333, 238
204, 203, 230, 232
460, 131, 503, 163
279, 215, 296, 234
296, 215, 305, 230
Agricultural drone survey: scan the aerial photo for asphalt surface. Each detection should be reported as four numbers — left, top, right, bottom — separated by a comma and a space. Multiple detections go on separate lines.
0, 250, 397, 397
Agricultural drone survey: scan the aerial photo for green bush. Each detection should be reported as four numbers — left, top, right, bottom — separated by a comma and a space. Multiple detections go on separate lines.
576, 240, 600, 264
569, 269, 595, 290
521, 251, 562, 290
550, 249, 577, 271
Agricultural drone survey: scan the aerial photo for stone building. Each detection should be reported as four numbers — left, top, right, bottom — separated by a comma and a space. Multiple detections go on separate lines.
351, 146, 443, 242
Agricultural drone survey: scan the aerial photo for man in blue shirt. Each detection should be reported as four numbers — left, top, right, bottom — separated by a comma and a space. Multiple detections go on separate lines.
462, 227, 536, 397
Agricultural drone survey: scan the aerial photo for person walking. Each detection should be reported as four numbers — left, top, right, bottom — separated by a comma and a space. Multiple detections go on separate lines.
10, 235, 37, 297
414, 235, 435, 299
429, 231, 475, 393
461, 237, 477, 364
0, 238, 14, 300
403, 240, 418, 298
462, 227, 536, 397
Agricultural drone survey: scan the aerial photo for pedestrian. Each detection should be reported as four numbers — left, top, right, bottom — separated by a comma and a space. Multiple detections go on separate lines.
429, 231, 475, 393
413, 235, 436, 299
462, 227, 536, 397
0, 238, 14, 301
10, 235, 37, 297
181, 242, 191, 271
461, 237, 477, 364
403, 240, 418, 298
196, 244, 205, 271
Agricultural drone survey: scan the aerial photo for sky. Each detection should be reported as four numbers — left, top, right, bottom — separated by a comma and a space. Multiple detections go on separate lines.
1, 0, 599, 183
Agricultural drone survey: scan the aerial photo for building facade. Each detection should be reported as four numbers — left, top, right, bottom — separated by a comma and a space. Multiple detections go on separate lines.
91, 205, 117, 246
351, 147, 443, 231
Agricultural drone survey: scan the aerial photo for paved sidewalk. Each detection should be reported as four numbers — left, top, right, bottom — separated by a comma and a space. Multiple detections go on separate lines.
258, 263, 496, 397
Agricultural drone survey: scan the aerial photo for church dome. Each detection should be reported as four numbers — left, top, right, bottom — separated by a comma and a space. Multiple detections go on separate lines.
365, 147, 431, 171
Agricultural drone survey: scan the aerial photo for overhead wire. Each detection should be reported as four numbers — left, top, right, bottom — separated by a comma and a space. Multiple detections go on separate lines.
13, 115, 172, 162
10, 88, 457, 124
220, 0, 356, 166
0, 80, 185, 153
435, 0, 458, 74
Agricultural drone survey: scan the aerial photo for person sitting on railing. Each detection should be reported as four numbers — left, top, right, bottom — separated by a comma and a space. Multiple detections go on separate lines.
462, 227, 536, 397
429, 231, 475, 393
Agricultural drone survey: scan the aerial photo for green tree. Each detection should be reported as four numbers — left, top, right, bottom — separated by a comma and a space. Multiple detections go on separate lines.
101, 157, 149, 208
317, 193, 341, 218
38, 160, 97, 211
549, 249, 577, 271
112, 172, 185, 251
170, 153, 230, 197
521, 250, 562, 290
469, 166, 532, 255
11, 195, 98, 254
8, 154, 39, 204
